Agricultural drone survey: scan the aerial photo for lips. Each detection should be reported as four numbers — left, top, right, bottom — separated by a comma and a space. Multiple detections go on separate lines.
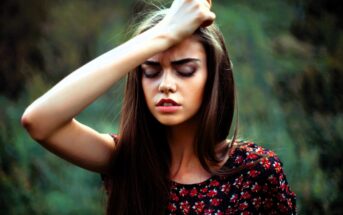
155, 98, 181, 113
156, 98, 180, 107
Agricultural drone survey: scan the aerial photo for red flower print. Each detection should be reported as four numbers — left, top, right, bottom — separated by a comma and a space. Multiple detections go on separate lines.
256, 146, 264, 154
193, 201, 205, 214
267, 150, 276, 157
241, 191, 251, 199
261, 157, 271, 169
179, 187, 189, 197
167, 203, 177, 212
210, 180, 220, 187
242, 180, 251, 189
221, 184, 231, 194
235, 155, 243, 164
248, 170, 260, 178
180, 201, 190, 214
163, 142, 296, 215
239, 202, 249, 211
207, 189, 218, 197
230, 194, 238, 203
201, 187, 208, 193
226, 206, 237, 214
252, 197, 262, 209
273, 162, 282, 173
210, 198, 222, 206
251, 182, 261, 193
198, 193, 206, 199
170, 192, 179, 201
277, 193, 286, 202
233, 175, 244, 188
247, 153, 259, 160
216, 211, 224, 215
204, 208, 214, 215
268, 175, 278, 185
280, 181, 287, 191
287, 199, 293, 208
190, 187, 198, 197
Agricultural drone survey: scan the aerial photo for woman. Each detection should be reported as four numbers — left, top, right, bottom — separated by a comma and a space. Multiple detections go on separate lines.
21, 0, 296, 214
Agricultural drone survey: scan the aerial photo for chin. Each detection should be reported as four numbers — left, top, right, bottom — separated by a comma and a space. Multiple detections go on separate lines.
155, 116, 185, 126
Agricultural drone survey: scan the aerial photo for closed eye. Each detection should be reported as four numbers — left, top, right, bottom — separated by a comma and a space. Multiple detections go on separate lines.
143, 70, 160, 78
177, 69, 196, 77
175, 65, 196, 77
141, 64, 161, 78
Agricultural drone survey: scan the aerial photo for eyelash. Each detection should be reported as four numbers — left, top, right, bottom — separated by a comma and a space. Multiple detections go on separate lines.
143, 71, 159, 78
177, 70, 195, 77
143, 70, 195, 78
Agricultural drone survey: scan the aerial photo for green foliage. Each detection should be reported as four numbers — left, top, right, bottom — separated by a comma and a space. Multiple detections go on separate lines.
215, 0, 343, 213
0, 93, 107, 214
1, 0, 342, 214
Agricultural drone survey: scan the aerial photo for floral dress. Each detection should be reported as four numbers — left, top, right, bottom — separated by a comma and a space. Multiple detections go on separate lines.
166, 142, 296, 215
103, 136, 296, 214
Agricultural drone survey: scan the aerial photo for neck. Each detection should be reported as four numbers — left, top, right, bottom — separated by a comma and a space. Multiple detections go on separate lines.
168, 121, 197, 165
167, 121, 210, 183
166, 120, 231, 184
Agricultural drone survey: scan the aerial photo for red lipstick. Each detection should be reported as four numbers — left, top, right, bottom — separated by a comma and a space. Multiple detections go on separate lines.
156, 98, 181, 113
156, 98, 180, 106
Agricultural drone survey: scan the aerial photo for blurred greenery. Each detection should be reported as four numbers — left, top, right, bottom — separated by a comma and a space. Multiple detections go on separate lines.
1, 0, 342, 214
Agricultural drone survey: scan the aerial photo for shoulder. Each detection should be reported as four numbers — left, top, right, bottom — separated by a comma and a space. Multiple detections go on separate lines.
225, 140, 296, 214
227, 140, 280, 169
228, 140, 288, 183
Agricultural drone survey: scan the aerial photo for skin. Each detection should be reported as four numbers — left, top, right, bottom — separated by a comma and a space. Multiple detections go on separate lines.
142, 36, 207, 127
142, 37, 211, 183
20, 0, 216, 180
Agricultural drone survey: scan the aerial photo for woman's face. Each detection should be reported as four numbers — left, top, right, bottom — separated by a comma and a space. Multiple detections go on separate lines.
141, 36, 207, 126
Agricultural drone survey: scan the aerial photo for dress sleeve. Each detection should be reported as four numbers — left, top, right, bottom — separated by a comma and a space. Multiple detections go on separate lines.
257, 155, 297, 214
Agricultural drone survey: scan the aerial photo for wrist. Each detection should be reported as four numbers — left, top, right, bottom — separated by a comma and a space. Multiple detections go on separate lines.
151, 21, 180, 49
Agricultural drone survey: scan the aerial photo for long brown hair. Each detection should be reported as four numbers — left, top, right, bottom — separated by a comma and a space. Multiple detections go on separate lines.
106, 8, 236, 215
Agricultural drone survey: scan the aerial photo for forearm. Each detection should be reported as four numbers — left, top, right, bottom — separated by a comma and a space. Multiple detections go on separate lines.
22, 26, 172, 140
22, 0, 215, 140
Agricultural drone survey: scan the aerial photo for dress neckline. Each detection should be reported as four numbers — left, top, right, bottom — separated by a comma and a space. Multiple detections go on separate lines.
170, 157, 233, 187
171, 174, 216, 187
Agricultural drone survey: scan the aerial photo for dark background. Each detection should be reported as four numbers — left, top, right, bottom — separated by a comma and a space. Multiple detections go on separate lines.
1, 0, 342, 214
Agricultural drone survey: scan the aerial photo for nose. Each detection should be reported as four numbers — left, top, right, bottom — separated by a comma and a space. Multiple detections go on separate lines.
158, 71, 176, 94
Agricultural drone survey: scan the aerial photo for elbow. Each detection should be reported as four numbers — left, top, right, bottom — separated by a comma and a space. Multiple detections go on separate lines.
21, 110, 48, 142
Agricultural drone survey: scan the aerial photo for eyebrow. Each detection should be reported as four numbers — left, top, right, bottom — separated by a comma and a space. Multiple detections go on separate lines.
142, 58, 200, 66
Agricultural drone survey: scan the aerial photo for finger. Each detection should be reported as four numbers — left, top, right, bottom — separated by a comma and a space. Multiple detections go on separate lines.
201, 11, 216, 27
200, 0, 212, 9
207, 0, 212, 8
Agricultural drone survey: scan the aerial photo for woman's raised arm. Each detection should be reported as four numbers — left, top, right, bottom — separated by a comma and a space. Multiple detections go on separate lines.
21, 0, 215, 173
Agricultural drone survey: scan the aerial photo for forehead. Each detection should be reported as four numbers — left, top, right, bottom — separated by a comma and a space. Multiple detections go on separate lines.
147, 36, 206, 63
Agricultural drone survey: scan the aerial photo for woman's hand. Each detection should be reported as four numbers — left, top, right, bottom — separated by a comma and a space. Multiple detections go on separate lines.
157, 0, 215, 44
